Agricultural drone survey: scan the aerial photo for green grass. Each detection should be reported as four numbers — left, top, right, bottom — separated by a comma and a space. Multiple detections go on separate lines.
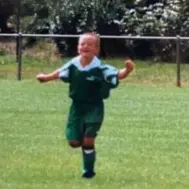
1, 55, 189, 86
0, 57, 189, 189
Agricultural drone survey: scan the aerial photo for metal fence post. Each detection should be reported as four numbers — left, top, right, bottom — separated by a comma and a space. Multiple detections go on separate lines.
16, 0, 21, 63
17, 32, 23, 81
176, 35, 181, 87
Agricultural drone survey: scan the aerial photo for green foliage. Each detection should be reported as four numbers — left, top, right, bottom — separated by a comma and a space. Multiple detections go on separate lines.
45, 0, 127, 56
2, 0, 189, 61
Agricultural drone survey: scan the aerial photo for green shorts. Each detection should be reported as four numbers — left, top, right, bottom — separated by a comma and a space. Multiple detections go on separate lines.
66, 101, 104, 141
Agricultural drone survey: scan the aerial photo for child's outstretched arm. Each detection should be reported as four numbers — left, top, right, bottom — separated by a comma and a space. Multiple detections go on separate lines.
36, 68, 61, 83
118, 59, 135, 80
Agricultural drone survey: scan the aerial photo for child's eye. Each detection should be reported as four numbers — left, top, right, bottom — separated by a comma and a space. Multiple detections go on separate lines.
80, 42, 93, 47
87, 43, 93, 46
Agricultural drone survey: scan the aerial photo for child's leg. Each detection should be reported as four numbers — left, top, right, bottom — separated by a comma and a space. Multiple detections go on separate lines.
81, 123, 101, 178
82, 136, 96, 177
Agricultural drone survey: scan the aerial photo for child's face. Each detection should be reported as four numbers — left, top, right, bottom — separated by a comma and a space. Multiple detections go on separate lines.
78, 35, 99, 59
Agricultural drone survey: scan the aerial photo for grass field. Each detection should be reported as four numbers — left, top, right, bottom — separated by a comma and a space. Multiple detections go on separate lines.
0, 57, 189, 189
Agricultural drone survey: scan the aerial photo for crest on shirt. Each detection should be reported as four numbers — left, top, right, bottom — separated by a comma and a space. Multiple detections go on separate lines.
86, 76, 96, 81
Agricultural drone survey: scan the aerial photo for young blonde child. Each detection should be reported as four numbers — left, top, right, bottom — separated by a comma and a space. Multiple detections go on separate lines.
36, 33, 134, 178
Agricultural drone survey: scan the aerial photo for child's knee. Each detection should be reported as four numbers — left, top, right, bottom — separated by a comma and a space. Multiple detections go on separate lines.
68, 140, 81, 148
82, 137, 95, 148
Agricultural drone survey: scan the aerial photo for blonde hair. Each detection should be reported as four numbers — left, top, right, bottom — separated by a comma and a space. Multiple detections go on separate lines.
79, 32, 100, 47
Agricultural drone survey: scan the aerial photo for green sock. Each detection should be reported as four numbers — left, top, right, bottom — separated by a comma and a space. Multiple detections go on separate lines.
82, 148, 96, 172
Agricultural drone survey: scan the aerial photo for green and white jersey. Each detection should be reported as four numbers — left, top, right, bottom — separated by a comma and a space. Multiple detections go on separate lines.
59, 56, 119, 102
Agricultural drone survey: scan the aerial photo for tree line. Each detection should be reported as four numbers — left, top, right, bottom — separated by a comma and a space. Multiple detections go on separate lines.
1, 0, 189, 61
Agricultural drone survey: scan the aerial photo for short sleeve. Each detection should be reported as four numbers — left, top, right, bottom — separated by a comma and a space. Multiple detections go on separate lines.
59, 61, 72, 83
102, 64, 119, 88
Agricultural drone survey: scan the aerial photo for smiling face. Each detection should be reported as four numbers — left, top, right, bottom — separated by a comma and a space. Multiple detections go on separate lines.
78, 33, 100, 60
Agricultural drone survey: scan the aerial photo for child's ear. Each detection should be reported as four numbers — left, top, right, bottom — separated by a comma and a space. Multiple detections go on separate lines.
96, 46, 100, 56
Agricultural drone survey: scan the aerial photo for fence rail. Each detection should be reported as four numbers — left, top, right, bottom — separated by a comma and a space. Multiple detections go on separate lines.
1, 33, 189, 40
0, 33, 184, 86
0, 33, 189, 40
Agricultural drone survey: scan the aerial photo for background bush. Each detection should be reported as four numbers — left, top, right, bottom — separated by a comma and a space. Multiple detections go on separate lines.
1, 0, 189, 62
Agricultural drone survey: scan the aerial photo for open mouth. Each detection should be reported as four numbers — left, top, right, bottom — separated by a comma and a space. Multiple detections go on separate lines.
82, 50, 90, 53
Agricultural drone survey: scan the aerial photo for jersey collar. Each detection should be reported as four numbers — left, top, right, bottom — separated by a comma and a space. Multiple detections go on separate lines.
73, 56, 101, 71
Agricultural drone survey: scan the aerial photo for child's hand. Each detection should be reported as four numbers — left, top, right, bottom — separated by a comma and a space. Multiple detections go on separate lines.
125, 59, 135, 73
118, 59, 135, 80
36, 74, 48, 83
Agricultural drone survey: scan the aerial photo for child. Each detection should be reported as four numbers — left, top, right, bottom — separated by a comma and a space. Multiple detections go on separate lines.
36, 33, 134, 179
